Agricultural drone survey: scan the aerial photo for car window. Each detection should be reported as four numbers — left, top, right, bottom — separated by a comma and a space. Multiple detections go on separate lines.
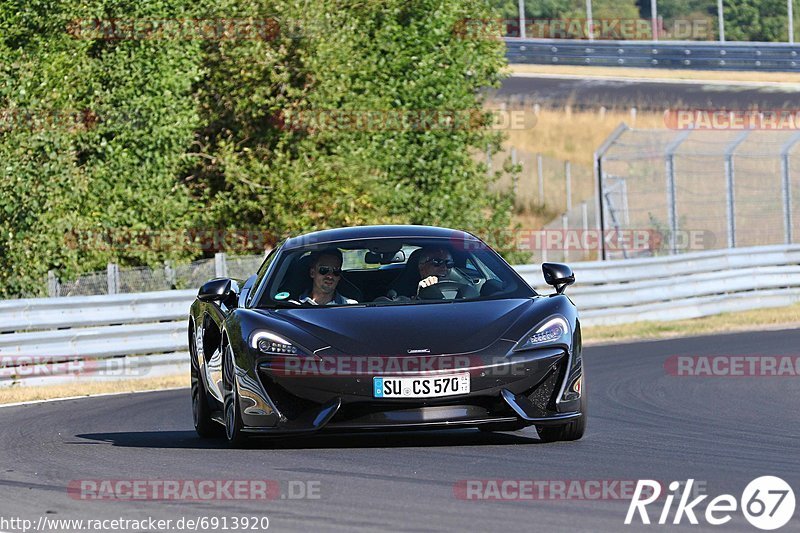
245, 245, 281, 308
255, 237, 534, 308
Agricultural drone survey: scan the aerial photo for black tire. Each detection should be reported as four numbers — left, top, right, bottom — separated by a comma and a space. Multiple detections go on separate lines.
536, 389, 587, 442
223, 343, 249, 448
190, 329, 223, 438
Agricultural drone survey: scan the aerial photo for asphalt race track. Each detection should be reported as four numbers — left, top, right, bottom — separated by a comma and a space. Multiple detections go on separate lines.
0, 329, 798, 532
494, 75, 800, 110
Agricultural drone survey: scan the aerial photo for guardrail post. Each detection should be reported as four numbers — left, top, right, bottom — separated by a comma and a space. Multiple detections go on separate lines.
47, 270, 60, 298
215, 253, 228, 278
537, 153, 544, 206
107, 263, 119, 295
780, 132, 800, 244
724, 131, 750, 248
511, 147, 519, 197
565, 161, 572, 212
165, 262, 176, 289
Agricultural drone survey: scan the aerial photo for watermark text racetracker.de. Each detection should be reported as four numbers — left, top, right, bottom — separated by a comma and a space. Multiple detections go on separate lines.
665, 109, 800, 130
274, 108, 536, 132
458, 228, 714, 254
665, 355, 800, 377
265, 355, 550, 378
454, 18, 711, 40
0, 515, 269, 532
454, 479, 706, 501
67, 479, 321, 501
0, 356, 153, 381
62, 227, 716, 256
67, 17, 280, 41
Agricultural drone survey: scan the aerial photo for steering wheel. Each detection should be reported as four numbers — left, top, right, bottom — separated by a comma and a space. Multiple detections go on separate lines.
417, 280, 471, 300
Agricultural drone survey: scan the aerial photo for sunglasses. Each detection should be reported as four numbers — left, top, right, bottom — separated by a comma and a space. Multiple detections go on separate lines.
316, 266, 342, 277
424, 258, 454, 268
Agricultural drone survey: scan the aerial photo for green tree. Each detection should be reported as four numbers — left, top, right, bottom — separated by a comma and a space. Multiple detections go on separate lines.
190, 0, 523, 257
1, 0, 527, 298
0, 0, 202, 297
723, 0, 790, 41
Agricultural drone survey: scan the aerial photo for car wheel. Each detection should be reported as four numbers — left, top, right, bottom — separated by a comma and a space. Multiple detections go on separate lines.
190, 329, 222, 438
536, 389, 587, 442
223, 343, 248, 448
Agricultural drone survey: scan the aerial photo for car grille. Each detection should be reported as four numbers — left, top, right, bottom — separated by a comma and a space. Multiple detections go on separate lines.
526, 356, 565, 412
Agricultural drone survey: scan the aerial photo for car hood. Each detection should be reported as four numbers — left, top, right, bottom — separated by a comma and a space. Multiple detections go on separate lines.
255, 299, 535, 356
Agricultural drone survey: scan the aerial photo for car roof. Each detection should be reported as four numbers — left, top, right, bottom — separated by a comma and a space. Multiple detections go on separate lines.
282, 225, 480, 250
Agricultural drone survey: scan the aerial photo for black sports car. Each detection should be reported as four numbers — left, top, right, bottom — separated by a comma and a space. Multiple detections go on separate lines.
189, 225, 585, 446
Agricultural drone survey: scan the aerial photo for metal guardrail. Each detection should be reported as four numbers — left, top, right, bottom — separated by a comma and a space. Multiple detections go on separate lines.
2, 244, 800, 387
0, 353, 187, 388
505, 39, 800, 71
0, 290, 195, 332
518, 244, 800, 324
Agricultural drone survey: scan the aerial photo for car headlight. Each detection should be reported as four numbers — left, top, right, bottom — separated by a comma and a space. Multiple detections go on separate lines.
251, 331, 298, 355
514, 316, 570, 351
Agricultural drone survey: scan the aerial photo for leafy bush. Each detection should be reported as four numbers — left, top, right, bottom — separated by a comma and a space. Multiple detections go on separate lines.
1, 0, 525, 298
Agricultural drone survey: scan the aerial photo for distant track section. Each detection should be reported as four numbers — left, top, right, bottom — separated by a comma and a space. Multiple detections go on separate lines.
505, 39, 800, 72
494, 73, 800, 109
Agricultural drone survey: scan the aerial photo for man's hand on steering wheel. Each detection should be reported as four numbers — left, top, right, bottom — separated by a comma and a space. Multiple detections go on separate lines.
417, 276, 439, 293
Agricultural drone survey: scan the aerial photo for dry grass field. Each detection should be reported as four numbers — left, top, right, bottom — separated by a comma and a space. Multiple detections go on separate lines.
488, 105, 667, 229
0, 374, 186, 405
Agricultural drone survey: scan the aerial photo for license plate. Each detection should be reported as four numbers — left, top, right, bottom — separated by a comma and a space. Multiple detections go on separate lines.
373, 373, 470, 398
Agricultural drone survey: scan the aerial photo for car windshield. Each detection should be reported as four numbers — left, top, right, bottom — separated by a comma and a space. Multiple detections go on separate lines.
256, 237, 535, 308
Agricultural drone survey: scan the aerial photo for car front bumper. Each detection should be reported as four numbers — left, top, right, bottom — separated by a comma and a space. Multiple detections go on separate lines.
232, 347, 583, 434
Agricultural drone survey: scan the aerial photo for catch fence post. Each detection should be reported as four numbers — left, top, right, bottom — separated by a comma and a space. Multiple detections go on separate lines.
723, 131, 749, 248
780, 132, 800, 244
215, 253, 228, 278
664, 130, 691, 254
107, 263, 119, 295
47, 270, 60, 297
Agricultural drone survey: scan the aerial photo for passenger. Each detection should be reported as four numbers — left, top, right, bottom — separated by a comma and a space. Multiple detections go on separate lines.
299, 248, 358, 305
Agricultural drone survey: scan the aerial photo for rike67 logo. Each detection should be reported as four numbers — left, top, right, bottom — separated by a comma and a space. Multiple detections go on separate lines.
626, 477, 796, 530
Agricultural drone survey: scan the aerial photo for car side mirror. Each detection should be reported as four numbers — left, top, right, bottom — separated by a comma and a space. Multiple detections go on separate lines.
542, 263, 575, 295
198, 278, 233, 302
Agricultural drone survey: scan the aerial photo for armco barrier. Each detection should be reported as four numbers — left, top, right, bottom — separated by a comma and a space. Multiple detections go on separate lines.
505, 39, 800, 71
517, 244, 800, 324
2, 244, 800, 387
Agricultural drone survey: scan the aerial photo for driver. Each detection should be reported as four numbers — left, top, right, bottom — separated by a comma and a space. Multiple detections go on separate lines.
416, 246, 455, 296
299, 248, 358, 305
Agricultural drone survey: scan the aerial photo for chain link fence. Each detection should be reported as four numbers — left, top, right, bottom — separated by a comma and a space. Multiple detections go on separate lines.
488, 146, 593, 215
49, 253, 268, 297
598, 126, 800, 260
